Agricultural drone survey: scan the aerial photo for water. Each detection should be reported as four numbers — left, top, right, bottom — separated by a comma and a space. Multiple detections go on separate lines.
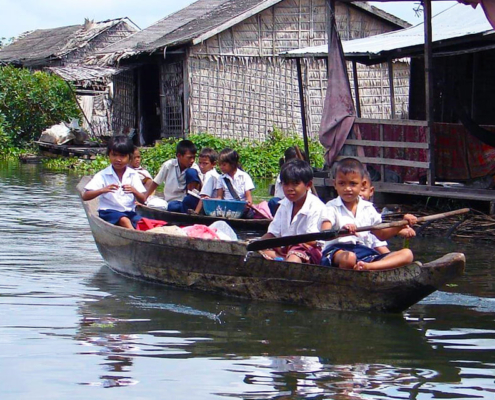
1, 159, 495, 399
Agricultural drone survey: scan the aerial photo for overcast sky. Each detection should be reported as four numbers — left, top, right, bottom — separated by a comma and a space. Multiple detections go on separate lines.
0, 1, 458, 40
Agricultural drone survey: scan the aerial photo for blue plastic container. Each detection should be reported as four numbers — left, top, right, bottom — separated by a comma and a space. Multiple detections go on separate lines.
202, 199, 247, 218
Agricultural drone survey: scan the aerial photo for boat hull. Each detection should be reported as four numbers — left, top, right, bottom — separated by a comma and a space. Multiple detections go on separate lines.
78, 178, 465, 313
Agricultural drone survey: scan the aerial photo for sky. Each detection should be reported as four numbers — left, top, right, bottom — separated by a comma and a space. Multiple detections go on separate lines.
0, 1, 458, 40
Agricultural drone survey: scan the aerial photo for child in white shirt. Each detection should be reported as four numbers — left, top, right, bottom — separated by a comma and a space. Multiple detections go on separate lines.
259, 159, 326, 264
82, 136, 146, 229
193, 147, 220, 214
215, 148, 255, 205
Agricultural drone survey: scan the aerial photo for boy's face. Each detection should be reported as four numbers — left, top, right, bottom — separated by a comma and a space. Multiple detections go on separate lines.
334, 171, 364, 206
130, 149, 141, 168
360, 179, 375, 201
109, 150, 130, 172
177, 151, 196, 170
198, 156, 215, 174
282, 180, 310, 205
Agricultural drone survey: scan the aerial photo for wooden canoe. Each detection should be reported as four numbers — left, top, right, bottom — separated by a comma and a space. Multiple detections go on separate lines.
135, 203, 271, 232
78, 177, 465, 313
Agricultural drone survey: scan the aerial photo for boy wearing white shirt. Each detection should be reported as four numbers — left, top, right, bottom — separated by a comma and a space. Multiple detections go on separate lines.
144, 140, 202, 210
320, 158, 417, 271
82, 136, 146, 229
193, 148, 220, 214
259, 159, 325, 264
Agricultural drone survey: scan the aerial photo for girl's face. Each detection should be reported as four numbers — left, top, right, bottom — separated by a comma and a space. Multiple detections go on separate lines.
130, 149, 141, 168
219, 161, 235, 176
109, 151, 130, 172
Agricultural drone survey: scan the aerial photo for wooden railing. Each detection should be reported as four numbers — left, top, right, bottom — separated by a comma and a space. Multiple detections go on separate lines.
337, 118, 430, 182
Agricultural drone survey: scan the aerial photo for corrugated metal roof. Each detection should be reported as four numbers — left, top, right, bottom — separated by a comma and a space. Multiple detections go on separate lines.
283, 3, 494, 58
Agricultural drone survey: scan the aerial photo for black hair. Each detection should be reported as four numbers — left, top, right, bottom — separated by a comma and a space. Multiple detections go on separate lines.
106, 135, 134, 156
280, 159, 313, 185
176, 139, 197, 156
363, 170, 372, 183
218, 148, 240, 168
279, 147, 298, 168
199, 147, 218, 163
334, 157, 366, 179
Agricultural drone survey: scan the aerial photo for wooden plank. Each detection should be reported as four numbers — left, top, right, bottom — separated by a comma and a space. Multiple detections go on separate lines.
344, 139, 429, 149
355, 118, 428, 127
352, 60, 361, 117
336, 156, 429, 169
388, 59, 395, 119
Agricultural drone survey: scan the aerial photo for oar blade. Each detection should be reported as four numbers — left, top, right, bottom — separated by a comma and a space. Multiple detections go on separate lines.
246, 229, 339, 252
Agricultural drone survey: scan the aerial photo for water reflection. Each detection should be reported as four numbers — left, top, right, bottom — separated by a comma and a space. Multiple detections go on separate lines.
2, 159, 495, 399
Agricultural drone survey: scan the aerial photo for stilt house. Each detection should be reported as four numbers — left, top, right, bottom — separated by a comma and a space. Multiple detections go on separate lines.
89, 0, 408, 145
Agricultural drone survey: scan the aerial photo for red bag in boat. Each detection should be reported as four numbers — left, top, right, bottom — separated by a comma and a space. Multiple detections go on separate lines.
136, 217, 168, 231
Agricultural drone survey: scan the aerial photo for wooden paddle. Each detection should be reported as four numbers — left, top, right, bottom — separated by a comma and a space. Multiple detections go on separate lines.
246, 208, 470, 252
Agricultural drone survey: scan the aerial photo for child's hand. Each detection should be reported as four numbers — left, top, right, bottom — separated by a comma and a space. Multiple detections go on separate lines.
403, 214, 417, 226
102, 184, 119, 193
122, 184, 135, 194
342, 224, 357, 235
398, 226, 416, 238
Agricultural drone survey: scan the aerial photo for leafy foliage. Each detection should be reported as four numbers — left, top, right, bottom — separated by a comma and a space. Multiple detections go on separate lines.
0, 66, 81, 147
42, 130, 325, 179
140, 130, 325, 178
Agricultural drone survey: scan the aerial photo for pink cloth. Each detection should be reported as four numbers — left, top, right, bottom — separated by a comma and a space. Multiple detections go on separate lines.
251, 201, 273, 220
181, 224, 220, 240
318, 10, 355, 166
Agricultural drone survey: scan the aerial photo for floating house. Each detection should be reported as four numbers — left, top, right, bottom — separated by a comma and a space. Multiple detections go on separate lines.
88, 0, 409, 145
0, 18, 139, 137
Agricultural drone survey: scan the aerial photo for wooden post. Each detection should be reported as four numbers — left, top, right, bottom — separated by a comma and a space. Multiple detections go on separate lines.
424, 0, 435, 186
388, 59, 396, 119
326, 0, 335, 78
296, 58, 310, 161
183, 52, 190, 137
352, 60, 361, 118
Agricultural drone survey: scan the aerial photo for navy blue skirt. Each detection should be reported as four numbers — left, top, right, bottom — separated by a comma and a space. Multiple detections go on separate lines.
320, 243, 388, 267
99, 209, 142, 228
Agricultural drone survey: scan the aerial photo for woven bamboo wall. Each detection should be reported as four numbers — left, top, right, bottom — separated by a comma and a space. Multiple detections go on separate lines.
189, 56, 301, 139
304, 58, 410, 137
112, 70, 136, 135
186, 0, 407, 140
161, 61, 184, 138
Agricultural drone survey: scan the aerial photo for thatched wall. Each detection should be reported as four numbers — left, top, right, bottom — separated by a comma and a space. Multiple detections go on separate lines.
185, 0, 408, 139
161, 61, 184, 138
112, 70, 136, 135
188, 56, 301, 139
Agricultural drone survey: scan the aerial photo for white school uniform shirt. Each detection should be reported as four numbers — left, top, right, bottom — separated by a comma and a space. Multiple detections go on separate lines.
268, 192, 326, 238
216, 169, 255, 201
200, 168, 220, 198
153, 158, 201, 202
273, 174, 285, 199
84, 165, 146, 212
320, 196, 382, 248
132, 166, 152, 182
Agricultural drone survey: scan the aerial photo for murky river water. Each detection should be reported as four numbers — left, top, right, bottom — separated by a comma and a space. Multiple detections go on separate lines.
1, 159, 495, 399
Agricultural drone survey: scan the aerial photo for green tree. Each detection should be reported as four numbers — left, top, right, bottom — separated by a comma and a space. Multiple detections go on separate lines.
0, 66, 81, 147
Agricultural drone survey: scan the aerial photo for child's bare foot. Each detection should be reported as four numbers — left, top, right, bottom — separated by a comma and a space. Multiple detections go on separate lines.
354, 261, 369, 270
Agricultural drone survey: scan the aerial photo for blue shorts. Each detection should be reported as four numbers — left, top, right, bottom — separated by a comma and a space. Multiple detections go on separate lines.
99, 209, 142, 228
320, 243, 388, 267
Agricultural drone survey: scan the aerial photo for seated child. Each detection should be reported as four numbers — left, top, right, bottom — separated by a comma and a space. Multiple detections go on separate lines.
320, 157, 417, 271
193, 147, 220, 214
259, 159, 326, 264
145, 139, 202, 212
129, 147, 153, 190
215, 148, 255, 210
268, 147, 298, 216
360, 171, 415, 255
82, 136, 146, 229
